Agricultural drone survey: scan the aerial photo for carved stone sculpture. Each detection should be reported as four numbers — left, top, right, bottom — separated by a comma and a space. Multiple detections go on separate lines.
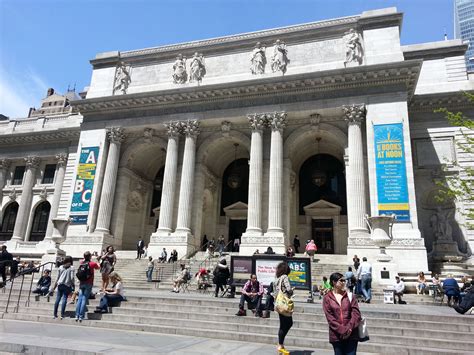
342, 104, 366, 124
113, 61, 131, 95
430, 207, 454, 242
250, 42, 266, 75
143, 128, 154, 143
25, 156, 40, 169
189, 52, 206, 83
248, 113, 268, 131
181, 120, 200, 138
9, 188, 16, 201
55, 153, 68, 167
271, 40, 289, 74
164, 121, 181, 137
344, 29, 363, 66
172, 54, 187, 84
107, 127, 126, 144
39, 186, 48, 200
268, 111, 288, 131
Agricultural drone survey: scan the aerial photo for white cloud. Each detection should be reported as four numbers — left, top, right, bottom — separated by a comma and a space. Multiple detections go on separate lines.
0, 67, 49, 119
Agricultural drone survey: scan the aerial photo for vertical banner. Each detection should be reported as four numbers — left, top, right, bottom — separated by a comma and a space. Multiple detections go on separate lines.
374, 123, 410, 221
70, 146, 100, 224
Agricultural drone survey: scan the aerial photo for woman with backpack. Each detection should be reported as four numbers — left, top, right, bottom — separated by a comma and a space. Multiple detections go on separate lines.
323, 272, 362, 355
51, 256, 75, 319
99, 246, 117, 291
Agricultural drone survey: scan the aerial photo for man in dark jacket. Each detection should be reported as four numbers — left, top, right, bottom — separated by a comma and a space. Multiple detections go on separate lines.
454, 284, 474, 314
293, 235, 300, 253
32, 270, 52, 296
0, 245, 13, 286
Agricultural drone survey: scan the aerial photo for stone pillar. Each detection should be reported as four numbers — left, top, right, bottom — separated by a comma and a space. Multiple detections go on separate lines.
343, 104, 368, 236
244, 114, 266, 235
155, 122, 180, 236
0, 159, 11, 192
267, 112, 287, 234
95, 127, 125, 234
175, 120, 200, 235
11, 156, 40, 241
44, 153, 68, 240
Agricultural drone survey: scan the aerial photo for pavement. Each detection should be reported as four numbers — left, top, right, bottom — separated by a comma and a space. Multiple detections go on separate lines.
0, 319, 338, 355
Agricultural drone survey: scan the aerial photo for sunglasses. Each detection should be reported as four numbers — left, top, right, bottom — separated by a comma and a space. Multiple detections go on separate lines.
337, 279, 346, 283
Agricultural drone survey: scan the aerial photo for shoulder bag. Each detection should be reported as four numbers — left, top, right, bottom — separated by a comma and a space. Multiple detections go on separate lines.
348, 292, 369, 342
275, 277, 294, 317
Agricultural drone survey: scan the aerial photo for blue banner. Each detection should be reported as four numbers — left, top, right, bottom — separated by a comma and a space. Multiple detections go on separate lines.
70, 146, 100, 224
374, 123, 410, 222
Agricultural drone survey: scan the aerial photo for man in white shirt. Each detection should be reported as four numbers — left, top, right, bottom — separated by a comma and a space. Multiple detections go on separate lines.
356, 257, 372, 303
393, 275, 405, 304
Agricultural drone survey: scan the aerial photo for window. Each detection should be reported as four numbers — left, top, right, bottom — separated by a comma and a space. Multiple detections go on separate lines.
29, 201, 51, 242
11, 166, 25, 185
0, 202, 18, 241
42, 164, 56, 184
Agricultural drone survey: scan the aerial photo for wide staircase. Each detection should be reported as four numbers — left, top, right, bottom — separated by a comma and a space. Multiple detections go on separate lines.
0, 253, 473, 354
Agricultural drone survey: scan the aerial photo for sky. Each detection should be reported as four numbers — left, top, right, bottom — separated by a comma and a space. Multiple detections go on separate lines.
0, 0, 454, 119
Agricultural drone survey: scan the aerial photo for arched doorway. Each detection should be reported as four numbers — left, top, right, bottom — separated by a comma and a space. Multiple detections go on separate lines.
0, 202, 18, 241
29, 201, 51, 242
299, 154, 346, 253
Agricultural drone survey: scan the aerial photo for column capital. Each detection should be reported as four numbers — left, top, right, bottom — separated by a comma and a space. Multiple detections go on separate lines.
0, 158, 11, 170
107, 127, 126, 144
268, 111, 287, 132
181, 120, 200, 138
164, 121, 181, 138
248, 113, 267, 131
55, 153, 68, 167
24, 156, 40, 169
343, 104, 366, 125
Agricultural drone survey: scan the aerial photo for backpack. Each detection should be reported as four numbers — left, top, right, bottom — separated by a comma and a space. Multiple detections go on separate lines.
184, 269, 192, 282
76, 262, 92, 282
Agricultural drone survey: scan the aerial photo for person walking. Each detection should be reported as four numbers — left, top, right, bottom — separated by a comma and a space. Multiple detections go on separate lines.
99, 246, 116, 291
323, 272, 362, 355
51, 256, 75, 320
146, 256, 154, 282
0, 245, 13, 286
136, 237, 145, 259
344, 267, 355, 293
213, 258, 230, 297
356, 257, 372, 303
275, 261, 294, 355
293, 235, 300, 254
75, 251, 100, 322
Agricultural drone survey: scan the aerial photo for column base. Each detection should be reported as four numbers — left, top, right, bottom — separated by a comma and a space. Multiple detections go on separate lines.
372, 261, 399, 286
148, 230, 195, 260
240, 230, 286, 255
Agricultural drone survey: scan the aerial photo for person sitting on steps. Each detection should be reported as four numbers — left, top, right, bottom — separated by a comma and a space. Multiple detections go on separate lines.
393, 275, 405, 304
94, 272, 125, 314
236, 274, 264, 317
32, 269, 51, 296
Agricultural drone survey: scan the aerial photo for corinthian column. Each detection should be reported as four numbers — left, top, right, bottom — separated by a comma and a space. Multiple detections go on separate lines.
12, 156, 40, 241
244, 114, 266, 235
175, 120, 199, 234
95, 127, 125, 234
267, 112, 287, 234
343, 104, 368, 236
155, 122, 180, 236
44, 153, 68, 240
0, 159, 11, 192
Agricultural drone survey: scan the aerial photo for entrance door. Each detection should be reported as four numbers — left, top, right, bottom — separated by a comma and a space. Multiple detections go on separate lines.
229, 219, 247, 252
312, 219, 334, 254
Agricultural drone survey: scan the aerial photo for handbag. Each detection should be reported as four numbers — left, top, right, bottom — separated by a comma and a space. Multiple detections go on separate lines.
348, 292, 369, 342
275, 277, 294, 317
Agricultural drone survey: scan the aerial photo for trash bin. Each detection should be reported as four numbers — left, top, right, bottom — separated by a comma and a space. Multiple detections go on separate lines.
383, 289, 395, 304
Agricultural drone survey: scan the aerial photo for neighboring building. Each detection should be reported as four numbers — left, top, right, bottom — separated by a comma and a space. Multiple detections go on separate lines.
0, 8, 472, 275
455, 0, 474, 71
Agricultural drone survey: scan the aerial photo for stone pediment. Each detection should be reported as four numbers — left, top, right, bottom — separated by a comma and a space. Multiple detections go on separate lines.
223, 201, 248, 218
304, 199, 341, 216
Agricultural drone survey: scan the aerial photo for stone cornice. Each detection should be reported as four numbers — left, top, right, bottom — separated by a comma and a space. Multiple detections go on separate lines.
409, 91, 474, 112
73, 60, 422, 118
402, 40, 468, 61
0, 130, 81, 146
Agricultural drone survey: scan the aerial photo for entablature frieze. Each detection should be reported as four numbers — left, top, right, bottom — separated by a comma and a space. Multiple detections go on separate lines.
0, 130, 80, 147
72, 60, 422, 119
409, 91, 474, 113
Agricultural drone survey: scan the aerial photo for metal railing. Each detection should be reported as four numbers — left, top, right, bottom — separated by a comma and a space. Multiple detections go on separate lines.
3, 261, 55, 314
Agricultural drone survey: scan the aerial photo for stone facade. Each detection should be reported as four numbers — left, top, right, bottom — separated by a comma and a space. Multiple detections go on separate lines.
1, 8, 473, 272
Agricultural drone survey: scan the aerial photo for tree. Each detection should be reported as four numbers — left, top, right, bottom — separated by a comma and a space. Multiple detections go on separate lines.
434, 92, 474, 229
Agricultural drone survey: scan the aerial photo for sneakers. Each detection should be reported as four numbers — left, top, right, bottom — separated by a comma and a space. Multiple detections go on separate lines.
235, 309, 246, 316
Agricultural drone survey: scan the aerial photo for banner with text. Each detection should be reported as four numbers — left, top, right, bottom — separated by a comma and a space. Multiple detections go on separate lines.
70, 146, 100, 224
374, 123, 410, 221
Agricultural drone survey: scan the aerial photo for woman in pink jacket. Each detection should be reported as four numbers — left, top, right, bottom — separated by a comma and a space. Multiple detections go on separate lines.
322, 272, 362, 355
305, 240, 318, 257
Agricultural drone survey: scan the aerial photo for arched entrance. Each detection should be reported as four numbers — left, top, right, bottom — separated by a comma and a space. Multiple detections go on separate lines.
0, 202, 18, 241
29, 201, 51, 242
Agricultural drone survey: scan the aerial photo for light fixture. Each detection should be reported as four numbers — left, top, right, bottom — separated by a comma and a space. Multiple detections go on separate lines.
311, 137, 326, 187
227, 143, 241, 189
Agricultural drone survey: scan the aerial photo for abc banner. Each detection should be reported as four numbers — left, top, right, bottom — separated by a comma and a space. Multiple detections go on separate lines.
374, 123, 410, 222
70, 146, 100, 224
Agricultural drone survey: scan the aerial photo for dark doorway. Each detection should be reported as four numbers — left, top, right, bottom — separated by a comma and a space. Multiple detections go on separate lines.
229, 219, 247, 252
220, 158, 249, 216
0, 202, 19, 241
312, 219, 334, 254
29, 201, 51, 242
150, 167, 164, 216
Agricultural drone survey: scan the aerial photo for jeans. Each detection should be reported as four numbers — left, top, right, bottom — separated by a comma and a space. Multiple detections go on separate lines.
332, 340, 358, 355
75, 283, 93, 319
32, 286, 50, 296
98, 294, 123, 311
239, 294, 262, 313
53, 284, 72, 317
146, 267, 154, 282
278, 313, 293, 345
361, 275, 372, 301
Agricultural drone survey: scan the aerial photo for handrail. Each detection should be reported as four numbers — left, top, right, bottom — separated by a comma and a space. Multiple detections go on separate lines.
4, 261, 56, 314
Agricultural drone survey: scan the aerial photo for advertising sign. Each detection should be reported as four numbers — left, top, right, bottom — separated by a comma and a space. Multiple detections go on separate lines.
231, 256, 253, 286
70, 146, 100, 224
374, 123, 410, 221
287, 259, 310, 289
255, 258, 282, 287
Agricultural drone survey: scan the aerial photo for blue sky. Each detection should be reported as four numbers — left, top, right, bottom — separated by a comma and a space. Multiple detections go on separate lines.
0, 0, 454, 118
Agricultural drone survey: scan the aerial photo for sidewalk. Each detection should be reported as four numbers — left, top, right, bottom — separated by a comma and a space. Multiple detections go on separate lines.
0, 319, 336, 355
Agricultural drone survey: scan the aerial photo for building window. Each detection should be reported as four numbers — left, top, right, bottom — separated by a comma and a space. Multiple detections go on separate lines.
42, 164, 56, 184
29, 201, 51, 242
0, 202, 19, 241
11, 166, 26, 185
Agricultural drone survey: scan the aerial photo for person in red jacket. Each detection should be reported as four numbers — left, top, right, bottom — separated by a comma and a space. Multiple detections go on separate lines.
323, 272, 362, 355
